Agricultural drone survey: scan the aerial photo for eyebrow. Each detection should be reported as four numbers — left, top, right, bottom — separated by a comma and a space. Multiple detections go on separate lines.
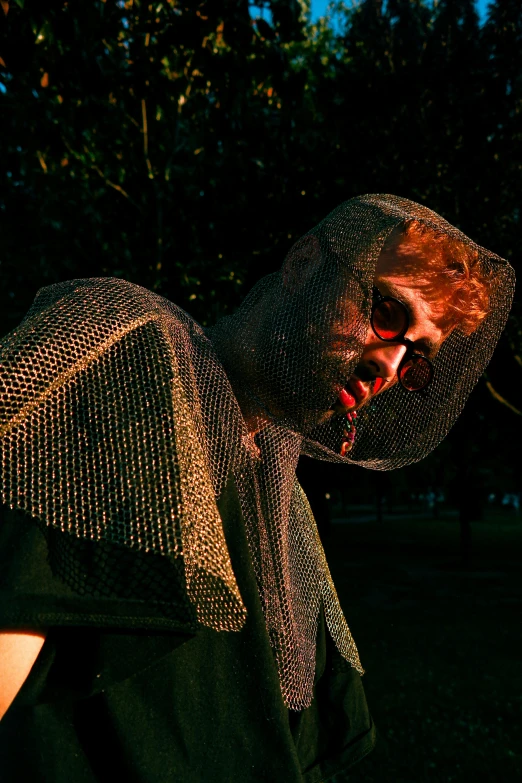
378, 282, 441, 360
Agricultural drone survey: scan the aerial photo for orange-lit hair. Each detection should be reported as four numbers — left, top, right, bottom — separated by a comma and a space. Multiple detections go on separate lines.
380, 220, 491, 336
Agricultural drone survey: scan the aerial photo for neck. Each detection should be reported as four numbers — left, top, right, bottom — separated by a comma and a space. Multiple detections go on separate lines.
206, 320, 271, 438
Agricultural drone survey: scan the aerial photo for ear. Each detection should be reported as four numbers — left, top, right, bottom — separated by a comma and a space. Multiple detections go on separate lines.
281, 235, 323, 293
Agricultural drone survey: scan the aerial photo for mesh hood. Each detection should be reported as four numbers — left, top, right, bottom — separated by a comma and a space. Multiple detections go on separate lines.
211, 194, 515, 469
0, 194, 515, 711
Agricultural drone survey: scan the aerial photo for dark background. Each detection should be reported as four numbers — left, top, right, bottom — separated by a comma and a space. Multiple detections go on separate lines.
1, 1, 521, 780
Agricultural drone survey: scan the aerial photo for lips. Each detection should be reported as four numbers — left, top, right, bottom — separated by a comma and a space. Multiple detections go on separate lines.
338, 388, 356, 408
349, 379, 369, 405
338, 378, 369, 409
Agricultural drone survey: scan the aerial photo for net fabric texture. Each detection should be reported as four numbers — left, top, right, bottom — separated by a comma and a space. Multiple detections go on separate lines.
42, 519, 198, 625
207, 194, 514, 708
298, 196, 516, 469
0, 195, 515, 710
0, 278, 247, 632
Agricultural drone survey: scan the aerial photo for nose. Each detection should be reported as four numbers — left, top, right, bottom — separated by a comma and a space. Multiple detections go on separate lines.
374, 342, 408, 382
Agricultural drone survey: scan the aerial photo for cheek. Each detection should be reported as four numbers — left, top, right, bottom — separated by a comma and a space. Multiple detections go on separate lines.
360, 331, 385, 360
363, 322, 375, 346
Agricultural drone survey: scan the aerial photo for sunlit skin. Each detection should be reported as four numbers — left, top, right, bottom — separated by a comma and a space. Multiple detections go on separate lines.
328, 274, 446, 419
240, 246, 451, 437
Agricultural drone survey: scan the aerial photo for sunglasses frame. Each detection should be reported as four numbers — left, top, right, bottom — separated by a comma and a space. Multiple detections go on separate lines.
371, 286, 434, 392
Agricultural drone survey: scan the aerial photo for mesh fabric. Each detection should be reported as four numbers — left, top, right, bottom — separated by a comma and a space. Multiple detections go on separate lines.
0, 195, 515, 710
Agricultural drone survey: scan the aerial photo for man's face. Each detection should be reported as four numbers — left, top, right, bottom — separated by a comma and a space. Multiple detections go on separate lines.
331, 255, 447, 417
254, 237, 450, 434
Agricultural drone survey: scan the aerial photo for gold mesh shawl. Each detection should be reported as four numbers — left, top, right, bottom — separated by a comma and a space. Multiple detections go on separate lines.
0, 195, 515, 710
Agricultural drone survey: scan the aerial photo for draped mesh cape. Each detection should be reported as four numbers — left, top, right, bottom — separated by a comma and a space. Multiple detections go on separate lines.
0, 195, 515, 710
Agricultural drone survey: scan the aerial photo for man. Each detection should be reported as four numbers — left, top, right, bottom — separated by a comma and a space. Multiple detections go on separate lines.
0, 195, 515, 781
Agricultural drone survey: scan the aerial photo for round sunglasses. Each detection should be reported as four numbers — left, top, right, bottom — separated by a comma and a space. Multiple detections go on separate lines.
371, 286, 434, 392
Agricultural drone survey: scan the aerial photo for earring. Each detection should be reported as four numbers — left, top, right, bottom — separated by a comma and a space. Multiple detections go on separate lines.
340, 411, 357, 457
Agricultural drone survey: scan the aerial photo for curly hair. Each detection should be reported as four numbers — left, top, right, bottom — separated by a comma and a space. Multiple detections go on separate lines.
380, 220, 492, 336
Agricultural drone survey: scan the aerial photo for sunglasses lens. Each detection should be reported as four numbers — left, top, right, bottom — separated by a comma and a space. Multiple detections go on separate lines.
399, 355, 433, 391
372, 300, 408, 340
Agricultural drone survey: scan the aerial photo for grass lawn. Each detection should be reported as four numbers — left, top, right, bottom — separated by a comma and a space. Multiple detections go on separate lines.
322, 513, 522, 783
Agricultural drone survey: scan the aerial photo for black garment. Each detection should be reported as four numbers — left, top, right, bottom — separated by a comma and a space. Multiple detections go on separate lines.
0, 478, 376, 782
